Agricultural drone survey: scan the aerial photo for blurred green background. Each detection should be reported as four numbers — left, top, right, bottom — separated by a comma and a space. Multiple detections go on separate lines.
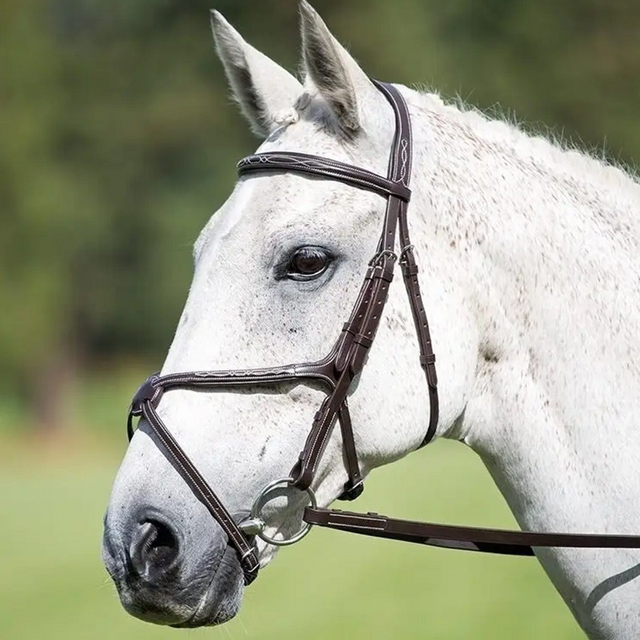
1, 0, 638, 638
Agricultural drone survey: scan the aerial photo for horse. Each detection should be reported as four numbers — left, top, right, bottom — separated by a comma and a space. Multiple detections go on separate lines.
102, 3, 640, 637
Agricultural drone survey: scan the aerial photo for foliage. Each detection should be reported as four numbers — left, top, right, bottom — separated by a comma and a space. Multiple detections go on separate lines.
1, 0, 638, 422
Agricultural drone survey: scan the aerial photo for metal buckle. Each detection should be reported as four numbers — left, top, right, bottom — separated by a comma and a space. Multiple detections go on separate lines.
399, 244, 415, 260
368, 249, 398, 267
337, 479, 365, 502
239, 477, 317, 546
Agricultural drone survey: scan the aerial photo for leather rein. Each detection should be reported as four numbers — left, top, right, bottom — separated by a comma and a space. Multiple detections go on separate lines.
127, 81, 640, 587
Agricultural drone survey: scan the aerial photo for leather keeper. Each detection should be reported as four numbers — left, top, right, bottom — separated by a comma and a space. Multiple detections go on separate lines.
420, 355, 438, 388
130, 374, 163, 416
401, 260, 419, 277
366, 265, 395, 283
354, 333, 374, 349
342, 322, 357, 335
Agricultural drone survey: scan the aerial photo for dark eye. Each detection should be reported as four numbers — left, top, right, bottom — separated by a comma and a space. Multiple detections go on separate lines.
287, 246, 332, 281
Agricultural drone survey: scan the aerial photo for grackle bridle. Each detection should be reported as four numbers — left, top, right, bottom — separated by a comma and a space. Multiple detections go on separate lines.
127, 80, 640, 587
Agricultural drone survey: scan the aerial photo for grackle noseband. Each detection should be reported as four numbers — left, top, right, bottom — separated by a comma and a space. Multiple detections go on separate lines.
127, 80, 640, 587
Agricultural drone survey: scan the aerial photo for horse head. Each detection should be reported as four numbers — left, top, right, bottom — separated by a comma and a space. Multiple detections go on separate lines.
102, 2, 475, 627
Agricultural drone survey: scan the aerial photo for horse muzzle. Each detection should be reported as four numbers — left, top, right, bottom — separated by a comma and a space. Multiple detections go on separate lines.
102, 507, 245, 627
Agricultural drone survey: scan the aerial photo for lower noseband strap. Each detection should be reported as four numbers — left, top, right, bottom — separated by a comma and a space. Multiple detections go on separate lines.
130, 394, 260, 585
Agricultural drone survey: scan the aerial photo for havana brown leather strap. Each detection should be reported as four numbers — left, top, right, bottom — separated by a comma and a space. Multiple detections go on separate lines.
128, 376, 260, 585
337, 403, 364, 499
284, 81, 427, 494
398, 232, 439, 447
238, 152, 412, 202
304, 507, 640, 554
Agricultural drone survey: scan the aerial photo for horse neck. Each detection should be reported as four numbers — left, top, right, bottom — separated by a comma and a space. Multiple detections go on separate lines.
406, 89, 640, 636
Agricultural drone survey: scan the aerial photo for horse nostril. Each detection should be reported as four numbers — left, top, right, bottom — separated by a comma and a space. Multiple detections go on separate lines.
129, 519, 180, 581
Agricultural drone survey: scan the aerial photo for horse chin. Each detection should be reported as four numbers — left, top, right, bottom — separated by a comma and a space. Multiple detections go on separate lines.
177, 546, 245, 628
117, 546, 245, 629
170, 589, 242, 628
175, 548, 245, 628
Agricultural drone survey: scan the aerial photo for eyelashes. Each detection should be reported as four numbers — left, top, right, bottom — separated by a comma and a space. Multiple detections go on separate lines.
275, 246, 335, 282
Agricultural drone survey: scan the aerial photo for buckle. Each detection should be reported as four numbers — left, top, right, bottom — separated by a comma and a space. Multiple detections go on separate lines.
337, 480, 365, 502
368, 249, 398, 267
399, 245, 419, 275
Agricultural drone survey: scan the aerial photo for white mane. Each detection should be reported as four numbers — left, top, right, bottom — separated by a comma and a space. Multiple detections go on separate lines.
400, 85, 640, 271
415, 86, 640, 190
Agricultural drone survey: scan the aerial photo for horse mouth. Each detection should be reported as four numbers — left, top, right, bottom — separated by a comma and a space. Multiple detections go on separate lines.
111, 545, 245, 628
170, 590, 241, 628
173, 553, 243, 628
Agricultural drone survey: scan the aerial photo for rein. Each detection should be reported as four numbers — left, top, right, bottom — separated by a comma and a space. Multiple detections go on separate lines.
127, 80, 640, 587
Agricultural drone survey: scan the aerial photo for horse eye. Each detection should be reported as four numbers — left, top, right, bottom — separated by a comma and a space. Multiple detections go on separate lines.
287, 246, 332, 280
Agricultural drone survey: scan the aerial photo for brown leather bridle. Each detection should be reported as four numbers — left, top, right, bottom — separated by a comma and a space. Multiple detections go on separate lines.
127, 80, 640, 587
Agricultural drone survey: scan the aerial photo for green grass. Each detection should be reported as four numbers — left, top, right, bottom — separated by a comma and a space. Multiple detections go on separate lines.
0, 435, 584, 640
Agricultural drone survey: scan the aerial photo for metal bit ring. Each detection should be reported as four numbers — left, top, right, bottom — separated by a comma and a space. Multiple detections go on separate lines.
240, 477, 317, 546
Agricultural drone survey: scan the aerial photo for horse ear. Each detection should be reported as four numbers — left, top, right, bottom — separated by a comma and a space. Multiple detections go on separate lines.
211, 11, 304, 137
299, 1, 378, 138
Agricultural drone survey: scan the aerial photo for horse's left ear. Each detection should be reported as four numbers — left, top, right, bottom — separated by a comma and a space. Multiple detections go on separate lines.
299, 1, 381, 138
211, 11, 304, 137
